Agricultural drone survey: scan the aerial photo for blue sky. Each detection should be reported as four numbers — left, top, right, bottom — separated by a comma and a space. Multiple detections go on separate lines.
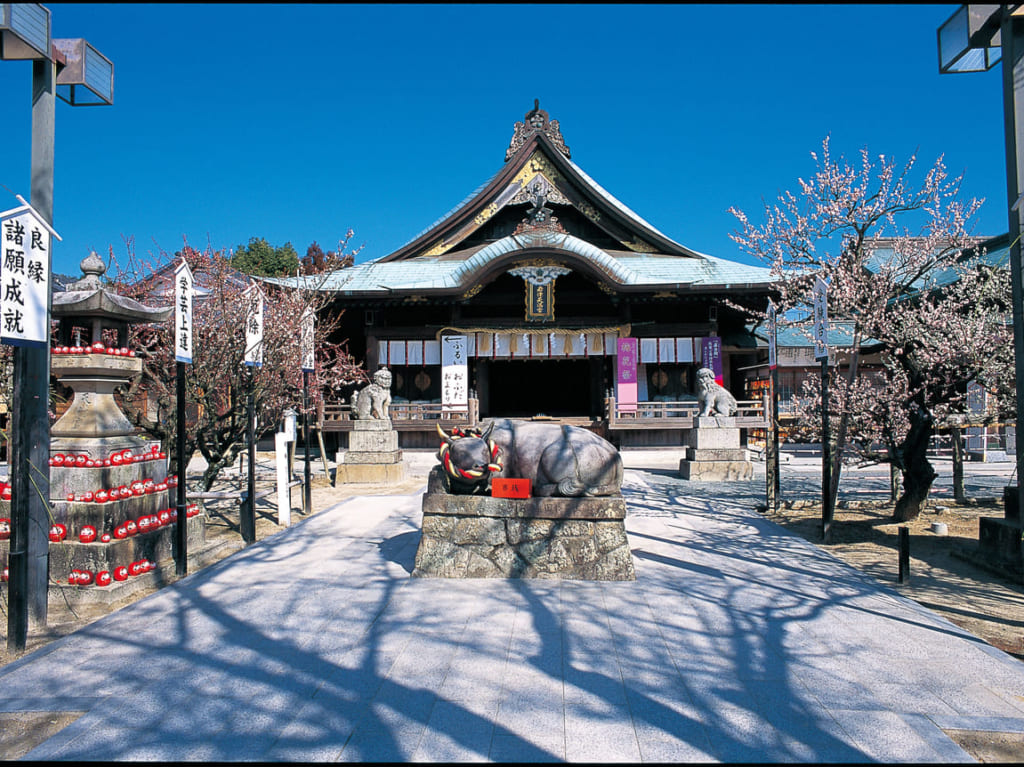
0, 4, 1009, 277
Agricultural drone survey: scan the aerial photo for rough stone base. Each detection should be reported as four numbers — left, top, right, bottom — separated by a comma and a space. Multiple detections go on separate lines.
680, 423, 754, 481
335, 462, 406, 484
679, 459, 754, 481
414, 472, 634, 580
343, 450, 403, 465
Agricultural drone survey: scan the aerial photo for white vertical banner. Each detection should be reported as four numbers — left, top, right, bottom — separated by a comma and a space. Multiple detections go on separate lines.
407, 339, 424, 366
676, 337, 694, 363
441, 334, 468, 413
812, 277, 829, 360
301, 307, 315, 373
243, 283, 265, 367
767, 300, 777, 371
1, 199, 60, 347
640, 338, 657, 363
658, 337, 675, 363
174, 259, 194, 364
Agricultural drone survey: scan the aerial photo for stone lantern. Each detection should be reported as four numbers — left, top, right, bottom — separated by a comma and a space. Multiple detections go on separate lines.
50, 252, 168, 452
38, 252, 206, 599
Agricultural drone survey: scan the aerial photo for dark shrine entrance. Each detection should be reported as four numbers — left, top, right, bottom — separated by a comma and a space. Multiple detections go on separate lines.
477, 359, 603, 418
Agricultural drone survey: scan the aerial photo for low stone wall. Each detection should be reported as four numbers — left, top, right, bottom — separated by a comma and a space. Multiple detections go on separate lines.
413, 468, 635, 580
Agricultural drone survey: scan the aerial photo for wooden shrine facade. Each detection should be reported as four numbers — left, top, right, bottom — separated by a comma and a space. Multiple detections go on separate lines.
284, 103, 776, 448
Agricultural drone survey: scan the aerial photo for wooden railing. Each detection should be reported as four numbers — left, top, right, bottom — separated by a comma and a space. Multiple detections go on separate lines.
319, 396, 764, 431
320, 399, 479, 431
606, 397, 767, 429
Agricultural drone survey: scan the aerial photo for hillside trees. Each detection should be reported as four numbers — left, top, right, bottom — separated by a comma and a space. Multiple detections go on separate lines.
730, 138, 1012, 521
230, 237, 300, 277
108, 236, 366, 491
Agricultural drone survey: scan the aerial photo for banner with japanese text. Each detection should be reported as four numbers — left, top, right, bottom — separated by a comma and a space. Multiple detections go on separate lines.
1, 200, 60, 347
174, 259, 194, 364
616, 337, 638, 413
301, 307, 315, 373
812, 276, 829, 360
440, 334, 467, 413
701, 336, 723, 385
243, 283, 264, 367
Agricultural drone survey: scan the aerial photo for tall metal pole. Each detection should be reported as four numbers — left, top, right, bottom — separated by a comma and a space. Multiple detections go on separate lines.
302, 370, 311, 514
242, 365, 256, 544
175, 360, 187, 575
771, 363, 781, 506
1000, 8, 1024, 530
8, 56, 57, 650
821, 356, 833, 543
764, 388, 776, 513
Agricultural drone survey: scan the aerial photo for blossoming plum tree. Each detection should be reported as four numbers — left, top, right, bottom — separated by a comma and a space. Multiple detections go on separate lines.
731, 138, 1012, 521
107, 237, 367, 491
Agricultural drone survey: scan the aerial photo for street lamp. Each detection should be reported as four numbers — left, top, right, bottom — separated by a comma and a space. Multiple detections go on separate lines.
2, 3, 113, 652
937, 4, 1024, 528
0, 3, 50, 60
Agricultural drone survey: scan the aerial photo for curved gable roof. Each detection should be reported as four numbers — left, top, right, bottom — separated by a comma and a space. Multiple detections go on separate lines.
266, 229, 772, 296
379, 103, 700, 263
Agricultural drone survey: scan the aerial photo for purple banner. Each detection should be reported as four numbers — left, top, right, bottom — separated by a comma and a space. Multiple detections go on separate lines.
701, 336, 723, 385
616, 338, 638, 412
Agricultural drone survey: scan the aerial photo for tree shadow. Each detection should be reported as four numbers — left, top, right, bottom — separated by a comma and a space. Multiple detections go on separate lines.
2, 467, 1005, 761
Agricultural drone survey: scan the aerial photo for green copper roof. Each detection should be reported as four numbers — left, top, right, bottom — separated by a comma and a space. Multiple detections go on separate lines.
265, 231, 775, 295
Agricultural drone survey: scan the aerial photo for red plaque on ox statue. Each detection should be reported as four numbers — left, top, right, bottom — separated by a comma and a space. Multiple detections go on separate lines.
491, 478, 531, 499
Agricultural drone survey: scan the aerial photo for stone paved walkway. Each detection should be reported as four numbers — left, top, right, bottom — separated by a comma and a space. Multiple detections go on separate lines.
2, 456, 1023, 761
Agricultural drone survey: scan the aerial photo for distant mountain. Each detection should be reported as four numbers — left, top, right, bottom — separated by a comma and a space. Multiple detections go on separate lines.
52, 273, 78, 290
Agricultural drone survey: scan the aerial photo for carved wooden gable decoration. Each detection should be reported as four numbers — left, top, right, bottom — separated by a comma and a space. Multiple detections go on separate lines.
378, 100, 705, 269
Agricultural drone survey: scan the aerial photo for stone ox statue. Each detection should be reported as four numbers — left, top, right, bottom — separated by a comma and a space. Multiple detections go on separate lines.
696, 367, 738, 417
436, 418, 623, 497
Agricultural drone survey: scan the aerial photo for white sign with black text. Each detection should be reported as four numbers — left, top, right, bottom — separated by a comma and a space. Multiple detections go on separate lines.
812, 277, 829, 360
441, 334, 468, 413
301, 307, 315, 373
243, 284, 265, 367
0, 198, 60, 347
174, 259, 194, 364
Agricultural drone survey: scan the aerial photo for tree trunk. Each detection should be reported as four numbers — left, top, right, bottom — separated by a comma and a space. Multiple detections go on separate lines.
951, 425, 965, 503
893, 409, 937, 521
829, 337, 861, 512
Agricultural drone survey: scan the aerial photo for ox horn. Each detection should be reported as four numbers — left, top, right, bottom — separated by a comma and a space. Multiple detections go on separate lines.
480, 421, 494, 441
436, 422, 454, 444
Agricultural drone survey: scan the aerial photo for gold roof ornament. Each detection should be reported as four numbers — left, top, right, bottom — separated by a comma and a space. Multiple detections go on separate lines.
505, 99, 571, 162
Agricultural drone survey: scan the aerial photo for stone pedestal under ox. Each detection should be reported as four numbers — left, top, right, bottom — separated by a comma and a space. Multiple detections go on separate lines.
413, 467, 635, 580
679, 416, 754, 481
335, 419, 405, 484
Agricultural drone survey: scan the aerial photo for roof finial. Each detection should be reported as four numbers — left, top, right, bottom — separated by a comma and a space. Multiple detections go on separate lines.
505, 101, 571, 162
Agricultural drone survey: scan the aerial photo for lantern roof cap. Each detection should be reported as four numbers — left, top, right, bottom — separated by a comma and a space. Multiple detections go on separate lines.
52, 251, 172, 323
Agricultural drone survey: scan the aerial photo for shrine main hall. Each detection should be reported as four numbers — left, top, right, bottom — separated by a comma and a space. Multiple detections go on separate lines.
281, 103, 776, 449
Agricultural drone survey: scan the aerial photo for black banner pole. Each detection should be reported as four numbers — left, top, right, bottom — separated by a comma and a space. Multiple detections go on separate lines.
821, 356, 833, 543
303, 371, 312, 514
175, 361, 188, 575
772, 363, 781, 508
242, 365, 256, 544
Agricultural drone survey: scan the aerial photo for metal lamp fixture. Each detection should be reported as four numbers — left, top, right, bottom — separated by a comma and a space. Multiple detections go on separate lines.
0, 2, 50, 60
53, 37, 113, 105
937, 4, 1005, 73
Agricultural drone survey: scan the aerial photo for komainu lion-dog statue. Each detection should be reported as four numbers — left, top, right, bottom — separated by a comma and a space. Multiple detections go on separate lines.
696, 367, 738, 417
351, 368, 393, 420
